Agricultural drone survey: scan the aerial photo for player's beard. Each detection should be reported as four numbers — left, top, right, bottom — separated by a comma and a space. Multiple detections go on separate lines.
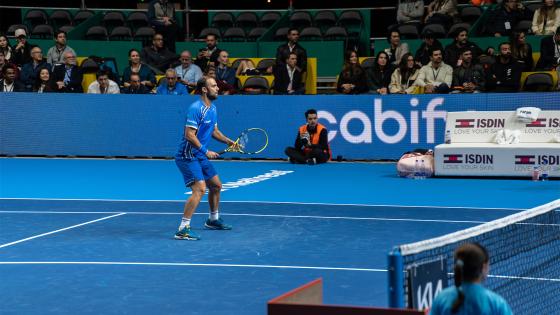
207, 92, 218, 101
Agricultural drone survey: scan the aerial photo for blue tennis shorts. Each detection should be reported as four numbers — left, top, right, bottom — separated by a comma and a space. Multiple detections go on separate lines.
175, 157, 217, 187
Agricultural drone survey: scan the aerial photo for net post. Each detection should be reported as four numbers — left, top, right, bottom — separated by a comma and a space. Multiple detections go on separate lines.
388, 247, 404, 308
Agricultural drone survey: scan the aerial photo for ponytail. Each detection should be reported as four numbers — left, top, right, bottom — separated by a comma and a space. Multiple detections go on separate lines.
451, 259, 465, 313
450, 243, 489, 313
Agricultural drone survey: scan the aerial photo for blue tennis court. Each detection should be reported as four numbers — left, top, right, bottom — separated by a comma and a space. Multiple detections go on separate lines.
0, 158, 558, 314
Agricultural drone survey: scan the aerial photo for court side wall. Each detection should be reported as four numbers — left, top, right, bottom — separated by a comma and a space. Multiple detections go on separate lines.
1, 93, 559, 160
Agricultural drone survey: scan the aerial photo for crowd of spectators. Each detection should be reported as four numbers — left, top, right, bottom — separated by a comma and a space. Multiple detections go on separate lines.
1, 0, 559, 95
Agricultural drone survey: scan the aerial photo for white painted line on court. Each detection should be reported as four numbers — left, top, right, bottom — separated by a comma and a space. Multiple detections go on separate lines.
0, 210, 489, 224
444, 272, 560, 283
0, 197, 529, 211
0, 213, 126, 249
0, 261, 557, 283
0, 261, 386, 272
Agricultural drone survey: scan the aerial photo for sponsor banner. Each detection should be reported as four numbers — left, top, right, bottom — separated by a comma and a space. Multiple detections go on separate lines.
1, 93, 559, 159
446, 111, 560, 144
435, 146, 560, 177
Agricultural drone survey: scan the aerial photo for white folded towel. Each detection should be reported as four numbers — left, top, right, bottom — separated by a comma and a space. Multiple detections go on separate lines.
516, 107, 541, 123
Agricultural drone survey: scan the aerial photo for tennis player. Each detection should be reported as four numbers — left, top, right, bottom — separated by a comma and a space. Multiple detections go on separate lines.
430, 243, 512, 315
174, 76, 236, 240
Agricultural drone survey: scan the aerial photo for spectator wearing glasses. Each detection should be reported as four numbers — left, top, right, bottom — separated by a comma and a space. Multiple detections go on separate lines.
122, 49, 156, 89
46, 31, 76, 68
276, 28, 307, 74
12, 28, 37, 67
174, 50, 203, 93
141, 33, 178, 72
87, 69, 120, 94
52, 51, 83, 93
156, 68, 188, 95
0, 35, 13, 63
20, 46, 51, 91
122, 73, 151, 94
33, 68, 55, 93
148, 0, 178, 53
0, 65, 25, 92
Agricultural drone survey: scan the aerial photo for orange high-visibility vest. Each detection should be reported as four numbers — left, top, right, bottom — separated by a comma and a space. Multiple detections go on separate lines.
299, 123, 331, 160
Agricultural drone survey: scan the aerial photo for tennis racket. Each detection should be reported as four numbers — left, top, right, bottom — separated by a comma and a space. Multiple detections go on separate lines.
219, 128, 268, 155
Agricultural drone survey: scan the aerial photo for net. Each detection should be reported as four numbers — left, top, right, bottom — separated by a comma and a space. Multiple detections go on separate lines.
388, 199, 560, 314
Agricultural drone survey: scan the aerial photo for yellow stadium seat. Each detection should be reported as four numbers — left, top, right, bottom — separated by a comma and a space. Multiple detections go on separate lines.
82, 73, 96, 93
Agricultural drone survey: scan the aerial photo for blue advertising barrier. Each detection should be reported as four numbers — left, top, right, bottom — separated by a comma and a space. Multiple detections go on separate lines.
1, 93, 559, 160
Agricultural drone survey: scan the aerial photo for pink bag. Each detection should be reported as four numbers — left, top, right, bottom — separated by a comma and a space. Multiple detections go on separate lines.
397, 149, 435, 178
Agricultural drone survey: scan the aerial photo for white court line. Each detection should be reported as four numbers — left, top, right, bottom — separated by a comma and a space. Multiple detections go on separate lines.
0, 261, 385, 272
0, 213, 126, 249
1, 210, 557, 226
0, 261, 557, 283
0, 197, 529, 211
0, 210, 489, 224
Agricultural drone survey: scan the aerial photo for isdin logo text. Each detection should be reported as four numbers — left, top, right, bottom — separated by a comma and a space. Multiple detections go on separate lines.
318, 97, 446, 144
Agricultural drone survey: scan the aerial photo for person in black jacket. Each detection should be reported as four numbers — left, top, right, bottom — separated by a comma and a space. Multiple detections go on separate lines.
11, 28, 37, 67
336, 50, 368, 94
0, 65, 25, 92
486, 42, 523, 92
33, 68, 56, 93
273, 52, 304, 95
485, 0, 524, 37
535, 27, 560, 70
275, 28, 307, 74
415, 30, 443, 66
52, 51, 83, 93
367, 51, 394, 94
20, 46, 51, 91
147, 0, 177, 52
194, 33, 222, 72
141, 33, 178, 72
444, 27, 483, 68
285, 109, 331, 165
122, 72, 151, 94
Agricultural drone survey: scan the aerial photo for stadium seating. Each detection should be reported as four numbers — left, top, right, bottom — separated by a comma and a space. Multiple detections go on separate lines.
260, 12, 281, 28
127, 11, 149, 30
49, 10, 73, 29
235, 12, 259, 29
299, 27, 322, 41
397, 24, 420, 39
31, 24, 54, 39
6, 24, 28, 37
198, 27, 221, 39
459, 5, 482, 24
109, 26, 133, 41
241, 75, 271, 94
73, 10, 94, 25
314, 10, 337, 32
133, 26, 155, 41
86, 26, 109, 40
290, 11, 313, 28
211, 12, 234, 29
246, 27, 267, 41
323, 26, 347, 40
24, 9, 48, 29
521, 72, 556, 92
103, 11, 126, 31
274, 27, 289, 41
223, 27, 246, 42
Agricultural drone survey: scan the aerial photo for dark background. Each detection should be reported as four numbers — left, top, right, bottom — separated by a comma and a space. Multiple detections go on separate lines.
0, 0, 402, 38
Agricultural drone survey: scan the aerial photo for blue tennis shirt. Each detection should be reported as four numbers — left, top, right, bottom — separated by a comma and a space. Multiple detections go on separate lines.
430, 283, 512, 315
176, 100, 217, 160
